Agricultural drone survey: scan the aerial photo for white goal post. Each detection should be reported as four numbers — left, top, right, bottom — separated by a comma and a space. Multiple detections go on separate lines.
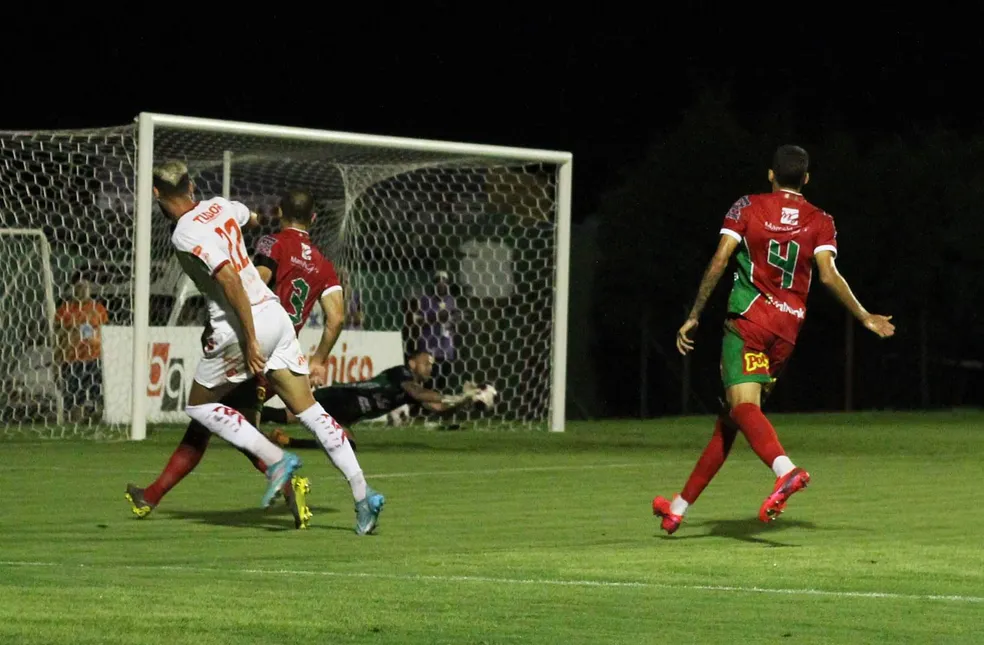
0, 113, 571, 440
130, 113, 573, 440
0, 228, 62, 425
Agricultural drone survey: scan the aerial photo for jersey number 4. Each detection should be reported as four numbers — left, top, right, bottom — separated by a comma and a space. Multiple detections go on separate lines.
214, 219, 249, 272
286, 277, 310, 326
767, 239, 800, 289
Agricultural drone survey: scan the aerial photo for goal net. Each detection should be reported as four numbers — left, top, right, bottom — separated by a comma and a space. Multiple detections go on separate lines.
0, 230, 61, 428
0, 114, 572, 440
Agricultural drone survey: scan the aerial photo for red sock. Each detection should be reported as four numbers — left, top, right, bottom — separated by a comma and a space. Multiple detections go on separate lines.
681, 417, 739, 504
237, 450, 291, 496
730, 402, 785, 467
239, 448, 268, 475
144, 423, 211, 505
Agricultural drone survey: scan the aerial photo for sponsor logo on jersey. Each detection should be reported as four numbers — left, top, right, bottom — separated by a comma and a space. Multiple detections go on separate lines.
289, 256, 317, 273
743, 351, 770, 374
255, 235, 276, 257
780, 207, 800, 226
725, 195, 751, 221
765, 294, 806, 319
764, 221, 799, 233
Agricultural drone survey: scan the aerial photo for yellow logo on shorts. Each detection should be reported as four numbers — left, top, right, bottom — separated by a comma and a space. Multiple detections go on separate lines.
743, 352, 770, 373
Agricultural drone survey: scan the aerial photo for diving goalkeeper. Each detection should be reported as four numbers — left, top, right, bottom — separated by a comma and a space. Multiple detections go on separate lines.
263, 350, 496, 449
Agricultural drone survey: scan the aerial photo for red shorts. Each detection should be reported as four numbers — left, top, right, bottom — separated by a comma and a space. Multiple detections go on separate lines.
720, 316, 795, 389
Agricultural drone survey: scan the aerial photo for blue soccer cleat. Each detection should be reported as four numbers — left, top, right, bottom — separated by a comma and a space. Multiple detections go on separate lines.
262, 452, 302, 509
354, 487, 385, 535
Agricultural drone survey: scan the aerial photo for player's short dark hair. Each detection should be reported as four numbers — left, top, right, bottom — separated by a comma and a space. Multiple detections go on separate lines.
407, 350, 432, 363
152, 160, 192, 198
771, 145, 809, 189
280, 190, 315, 224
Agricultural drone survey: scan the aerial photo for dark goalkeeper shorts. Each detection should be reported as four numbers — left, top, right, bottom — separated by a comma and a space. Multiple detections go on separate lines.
720, 316, 794, 390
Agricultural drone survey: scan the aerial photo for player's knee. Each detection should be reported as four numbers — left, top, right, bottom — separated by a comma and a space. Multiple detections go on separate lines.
725, 382, 763, 409
182, 420, 211, 450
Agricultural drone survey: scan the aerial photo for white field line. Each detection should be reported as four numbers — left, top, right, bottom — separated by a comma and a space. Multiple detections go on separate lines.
0, 462, 648, 479
0, 560, 980, 604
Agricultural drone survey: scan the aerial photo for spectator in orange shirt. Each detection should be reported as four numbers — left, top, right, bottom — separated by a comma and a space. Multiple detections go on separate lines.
55, 276, 108, 421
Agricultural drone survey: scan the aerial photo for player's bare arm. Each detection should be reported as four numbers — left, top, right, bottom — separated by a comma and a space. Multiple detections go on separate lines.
677, 234, 740, 354
256, 264, 273, 285
815, 251, 895, 338
309, 291, 345, 386
213, 263, 266, 374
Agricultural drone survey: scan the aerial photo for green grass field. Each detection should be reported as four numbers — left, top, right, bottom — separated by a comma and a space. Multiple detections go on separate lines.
1, 411, 982, 644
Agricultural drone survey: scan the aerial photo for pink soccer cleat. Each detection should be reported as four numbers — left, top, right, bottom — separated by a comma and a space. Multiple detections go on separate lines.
759, 467, 811, 522
652, 495, 683, 535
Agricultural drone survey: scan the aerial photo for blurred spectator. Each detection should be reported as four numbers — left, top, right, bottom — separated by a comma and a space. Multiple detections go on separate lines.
55, 275, 108, 421
415, 270, 461, 392
339, 267, 364, 330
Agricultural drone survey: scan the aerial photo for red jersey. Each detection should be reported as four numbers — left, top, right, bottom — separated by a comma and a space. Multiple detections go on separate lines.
253, 228, 341, 335
720, 189, 838, 344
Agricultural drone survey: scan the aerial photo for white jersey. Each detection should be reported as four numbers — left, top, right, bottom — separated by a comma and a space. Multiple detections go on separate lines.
171, 197, 277, 326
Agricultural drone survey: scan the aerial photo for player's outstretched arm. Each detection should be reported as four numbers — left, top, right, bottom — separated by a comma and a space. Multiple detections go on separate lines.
214, 263, 266, 374
401, 380, 475, 413
309, 291, 345, 386
815, 251, 895, 338
677, 234, 740, 354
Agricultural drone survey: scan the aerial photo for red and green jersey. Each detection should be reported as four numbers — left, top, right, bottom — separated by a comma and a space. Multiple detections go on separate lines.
720, 190, 838, 344
253, 228, 341, 335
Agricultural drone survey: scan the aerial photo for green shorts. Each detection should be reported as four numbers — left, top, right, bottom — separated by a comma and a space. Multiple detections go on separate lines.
720, 317, 794, 390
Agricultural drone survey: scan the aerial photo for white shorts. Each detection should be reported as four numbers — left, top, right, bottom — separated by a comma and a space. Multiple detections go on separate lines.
194, 300, 308, 389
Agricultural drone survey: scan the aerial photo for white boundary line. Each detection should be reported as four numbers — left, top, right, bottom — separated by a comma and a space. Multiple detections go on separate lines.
0, 462, 648, 479
1, 561, 980, 604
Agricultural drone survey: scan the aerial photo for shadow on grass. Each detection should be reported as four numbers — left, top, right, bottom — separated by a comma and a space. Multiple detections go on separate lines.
659, 517, 820, 547
160, 505, 345, 532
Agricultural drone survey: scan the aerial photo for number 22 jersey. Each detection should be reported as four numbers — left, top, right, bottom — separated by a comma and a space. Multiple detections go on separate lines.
253, 228, 342, 335
170, 197, 278, 326
720, 189, 838, 345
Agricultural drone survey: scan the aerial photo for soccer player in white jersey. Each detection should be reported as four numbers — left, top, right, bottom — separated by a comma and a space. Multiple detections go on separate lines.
151, 161, 385, 534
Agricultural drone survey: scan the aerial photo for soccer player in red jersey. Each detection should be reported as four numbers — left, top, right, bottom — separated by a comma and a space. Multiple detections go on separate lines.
253, 190, 344, 387
126, 190, 377, 532
652, 145, 896, 534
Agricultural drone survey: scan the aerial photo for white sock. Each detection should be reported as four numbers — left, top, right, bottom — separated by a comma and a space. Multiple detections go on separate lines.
772, 455, 795, 478
296, 403, 367, 501
186, 403, 284, 467
669, 494, 689, 517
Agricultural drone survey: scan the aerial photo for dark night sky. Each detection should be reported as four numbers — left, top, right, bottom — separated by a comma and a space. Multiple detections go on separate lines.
3, 10, 982, 221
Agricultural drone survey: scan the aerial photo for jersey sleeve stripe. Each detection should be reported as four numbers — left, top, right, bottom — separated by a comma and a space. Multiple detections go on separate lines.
720, 228, 742, 242
321, 285, 342, 297
814, 244, 837, 256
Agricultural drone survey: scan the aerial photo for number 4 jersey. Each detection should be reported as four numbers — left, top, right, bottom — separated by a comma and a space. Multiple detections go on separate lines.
720, 189, 838, 345
253, 227, 341, 335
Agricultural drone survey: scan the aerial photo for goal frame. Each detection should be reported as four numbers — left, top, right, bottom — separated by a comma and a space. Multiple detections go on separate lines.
130, 112, 573, 440
0, 228, 63, 425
